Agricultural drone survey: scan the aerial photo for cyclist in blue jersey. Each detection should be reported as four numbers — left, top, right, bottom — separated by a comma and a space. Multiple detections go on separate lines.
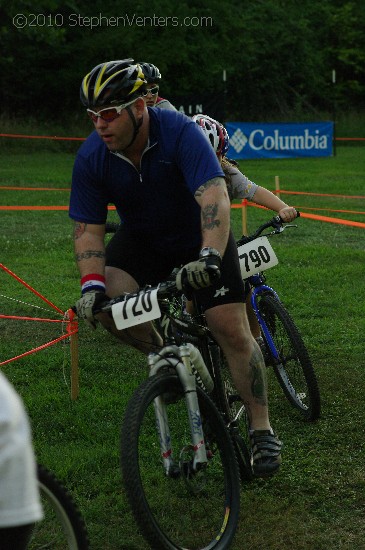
70, 59, 282, 477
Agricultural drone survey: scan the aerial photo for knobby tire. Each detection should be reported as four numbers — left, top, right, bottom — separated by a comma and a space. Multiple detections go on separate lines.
120, 372, 240, 550
258, 294, 321, 421
29, 464, 89, 549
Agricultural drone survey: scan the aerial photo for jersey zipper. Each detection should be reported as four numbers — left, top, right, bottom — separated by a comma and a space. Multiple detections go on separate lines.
112, 141, 157, 183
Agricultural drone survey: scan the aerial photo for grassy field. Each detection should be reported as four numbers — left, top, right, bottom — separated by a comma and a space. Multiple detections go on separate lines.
1, 146, 365, 549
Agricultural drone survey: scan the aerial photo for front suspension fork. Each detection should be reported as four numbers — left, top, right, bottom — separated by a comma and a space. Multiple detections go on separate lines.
148, 346, 209, 475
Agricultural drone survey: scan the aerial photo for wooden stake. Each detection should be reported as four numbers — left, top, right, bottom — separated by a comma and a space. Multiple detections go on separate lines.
241, 198, 248, 236
70, 325, 79, 400
275, 176, 281, 198
65, 309, 79, 400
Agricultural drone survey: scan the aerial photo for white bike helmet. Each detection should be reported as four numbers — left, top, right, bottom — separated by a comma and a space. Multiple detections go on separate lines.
192, 114, 229, 156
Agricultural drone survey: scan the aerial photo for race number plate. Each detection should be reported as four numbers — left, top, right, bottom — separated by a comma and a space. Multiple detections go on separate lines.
111, 288, 161, 330
237, 236, 278, 279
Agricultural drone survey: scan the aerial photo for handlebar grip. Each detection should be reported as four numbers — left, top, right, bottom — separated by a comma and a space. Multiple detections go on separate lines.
275, 210, 300, 224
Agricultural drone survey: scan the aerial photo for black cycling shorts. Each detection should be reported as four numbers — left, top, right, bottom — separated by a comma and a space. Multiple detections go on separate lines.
106, 227, 247, 312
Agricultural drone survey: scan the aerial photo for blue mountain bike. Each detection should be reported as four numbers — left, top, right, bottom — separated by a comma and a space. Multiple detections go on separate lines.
236, 214, 321, 422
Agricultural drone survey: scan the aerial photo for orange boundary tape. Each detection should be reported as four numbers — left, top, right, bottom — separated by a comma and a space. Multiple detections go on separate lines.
283, 206, 365, 215
244, 202, 365, 228
0, 263, 64, 314
0, 133, 85, 141
232, 204, 365, 215
1, 186, 365, 199
1, 132, 364, 142
0, 264, 78, 368
272, 190, 365, 199
2, 201, 364, 225
0, 186, 70, 191
0, 331, 77, 367
1, 264, 79, 398
335, 137, 365, 141
0, 205, 116, 211
297, 211, 365, 227
0, 206, 69, 210
0, 315, 64, 323
2, 203, 362, 223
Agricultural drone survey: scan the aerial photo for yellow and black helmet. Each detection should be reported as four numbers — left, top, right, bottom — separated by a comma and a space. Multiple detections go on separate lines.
80, 59, 147, 108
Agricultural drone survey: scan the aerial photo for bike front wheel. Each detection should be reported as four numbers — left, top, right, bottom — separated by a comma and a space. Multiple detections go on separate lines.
121, 372, 240, 550
28, 464, 89, 549
258, 294, 321, 421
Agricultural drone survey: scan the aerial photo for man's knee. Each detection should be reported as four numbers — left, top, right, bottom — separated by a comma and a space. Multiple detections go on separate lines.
209, 317, 253, 353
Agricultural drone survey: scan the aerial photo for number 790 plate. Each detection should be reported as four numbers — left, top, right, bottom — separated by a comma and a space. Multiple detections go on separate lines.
237, 236, 278, 279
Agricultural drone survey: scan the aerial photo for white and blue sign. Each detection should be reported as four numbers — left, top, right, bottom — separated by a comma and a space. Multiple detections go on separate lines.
225, 121, 334, 160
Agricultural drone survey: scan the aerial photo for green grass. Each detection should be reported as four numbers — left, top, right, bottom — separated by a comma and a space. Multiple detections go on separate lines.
1, 146, 365, 549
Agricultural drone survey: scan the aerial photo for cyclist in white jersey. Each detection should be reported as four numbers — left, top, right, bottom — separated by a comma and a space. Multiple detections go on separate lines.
0, 372, 43, 548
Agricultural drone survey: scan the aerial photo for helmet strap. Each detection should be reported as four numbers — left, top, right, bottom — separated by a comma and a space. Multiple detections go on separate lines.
122, 106, 143, 150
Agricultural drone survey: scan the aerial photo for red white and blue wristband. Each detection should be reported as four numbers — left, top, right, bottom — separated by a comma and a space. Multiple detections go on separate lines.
81, 274, 106, 295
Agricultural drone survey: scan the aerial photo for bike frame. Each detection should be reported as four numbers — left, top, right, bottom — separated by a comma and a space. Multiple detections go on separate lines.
250, 281, 281, 360
249, 277, 299, 398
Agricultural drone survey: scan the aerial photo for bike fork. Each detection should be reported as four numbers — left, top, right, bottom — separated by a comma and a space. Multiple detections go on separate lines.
148, 347, 209, 476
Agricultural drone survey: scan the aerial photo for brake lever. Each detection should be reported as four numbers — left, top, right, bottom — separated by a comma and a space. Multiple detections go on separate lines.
272, 211, 300, 233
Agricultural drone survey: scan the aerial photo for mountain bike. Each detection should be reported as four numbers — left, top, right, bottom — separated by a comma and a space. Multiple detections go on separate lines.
94, 274, 243, 550
105, 216, 321, 423
97, 214, 320, 548
29, 463, 89, 549
236, 214, 321, 422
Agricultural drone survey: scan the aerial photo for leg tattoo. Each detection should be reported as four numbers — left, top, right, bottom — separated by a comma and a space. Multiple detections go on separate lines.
249, 345, 268, 406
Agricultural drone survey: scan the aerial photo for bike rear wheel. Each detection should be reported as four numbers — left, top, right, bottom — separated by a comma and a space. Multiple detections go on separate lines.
29, 464, 89, 549
257, 294, 321, 421
121, 372, 240, 550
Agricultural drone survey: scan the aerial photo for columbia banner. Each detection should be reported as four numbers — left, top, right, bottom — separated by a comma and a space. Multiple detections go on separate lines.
225, 121, 334, 160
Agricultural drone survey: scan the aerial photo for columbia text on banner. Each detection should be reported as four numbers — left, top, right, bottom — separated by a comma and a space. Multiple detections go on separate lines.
225, 122, 334, 160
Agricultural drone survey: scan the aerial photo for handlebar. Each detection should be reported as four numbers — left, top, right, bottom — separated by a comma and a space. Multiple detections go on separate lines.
236, 212, 300, 246
95, 279, 179, 315
74, 213, 300, 316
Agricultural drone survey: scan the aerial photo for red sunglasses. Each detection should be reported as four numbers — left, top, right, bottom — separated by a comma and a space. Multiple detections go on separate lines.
87, 98, 136, 123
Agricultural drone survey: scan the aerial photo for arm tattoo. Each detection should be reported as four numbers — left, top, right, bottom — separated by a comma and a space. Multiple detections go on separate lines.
202, 203, 220, 230
249, 345, 268, 406
194, 177, 223, 199
73, 222, 87, 240
75, 250, 106, 262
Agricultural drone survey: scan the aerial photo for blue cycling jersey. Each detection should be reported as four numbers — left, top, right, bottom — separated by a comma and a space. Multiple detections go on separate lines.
69, 108, 224, 252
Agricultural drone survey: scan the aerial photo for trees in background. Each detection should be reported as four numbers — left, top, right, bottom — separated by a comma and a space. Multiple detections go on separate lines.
1, 0, 364, 121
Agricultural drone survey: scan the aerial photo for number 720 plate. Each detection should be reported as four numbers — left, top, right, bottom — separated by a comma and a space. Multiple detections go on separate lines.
237, 236, 278, 279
